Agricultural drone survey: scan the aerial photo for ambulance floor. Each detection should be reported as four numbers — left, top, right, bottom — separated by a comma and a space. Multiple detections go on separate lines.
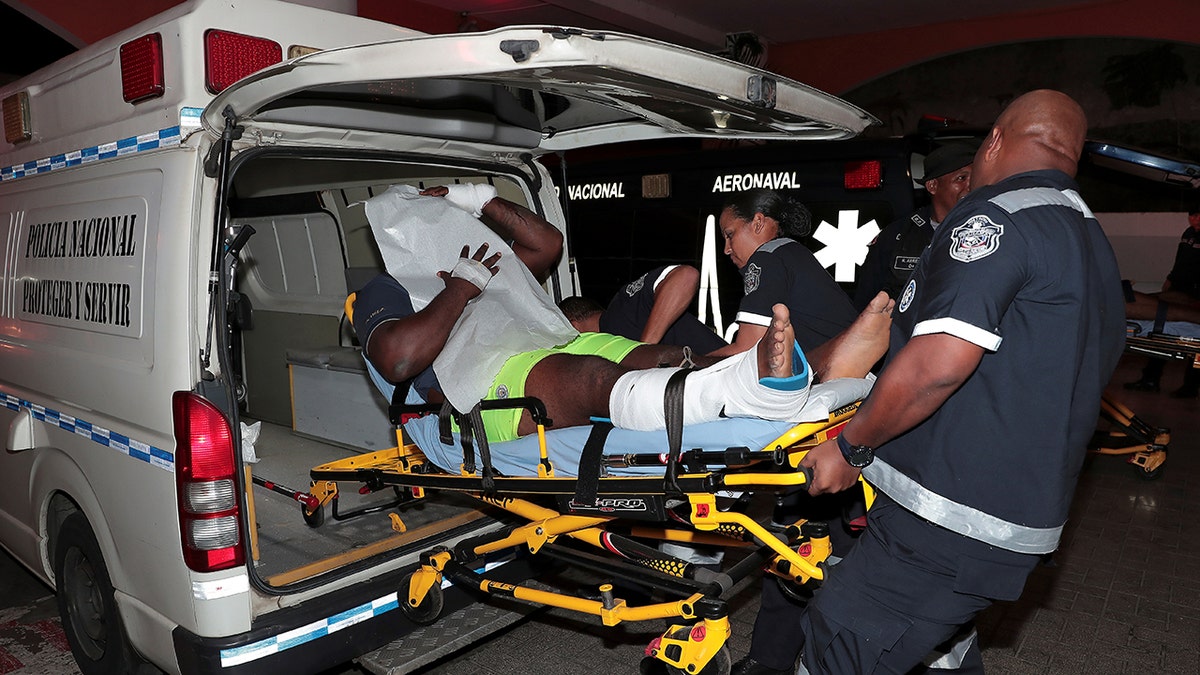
401, 353, 1200, 675
247, 420, 489, 582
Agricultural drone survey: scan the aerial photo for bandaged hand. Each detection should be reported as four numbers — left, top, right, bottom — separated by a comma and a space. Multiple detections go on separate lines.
440, 243, 501, 297
420, 184, 498, 218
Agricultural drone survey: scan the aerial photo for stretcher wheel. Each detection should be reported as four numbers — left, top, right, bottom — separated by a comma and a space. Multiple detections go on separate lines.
639, 646, 731, 675
301, 503, 325, 528
1136, 465, 1164, 481
400, 574, 444, 625
774, 575, 816, 606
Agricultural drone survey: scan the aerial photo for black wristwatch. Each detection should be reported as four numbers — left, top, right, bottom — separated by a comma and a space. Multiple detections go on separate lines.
836, 433, 875, 468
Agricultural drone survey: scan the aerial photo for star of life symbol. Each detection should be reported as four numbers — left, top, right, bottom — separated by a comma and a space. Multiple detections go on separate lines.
950, 215, 1003, 263
813, 210, 881, 282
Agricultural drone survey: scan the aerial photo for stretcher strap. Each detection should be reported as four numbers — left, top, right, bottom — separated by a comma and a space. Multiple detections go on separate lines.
438, 400, 455, 447
467, 404, 497, 494
572, 421, 615, 507
662, 368, 690, 495
1155, 300, 1169, 333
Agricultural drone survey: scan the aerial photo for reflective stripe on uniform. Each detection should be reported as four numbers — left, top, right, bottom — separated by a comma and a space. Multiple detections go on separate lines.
862, 459, 1063, 554
989, 187, 1094, 220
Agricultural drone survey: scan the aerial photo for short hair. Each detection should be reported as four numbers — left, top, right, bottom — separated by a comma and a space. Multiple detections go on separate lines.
558, 296, 604, 322
723, 188, 812, 239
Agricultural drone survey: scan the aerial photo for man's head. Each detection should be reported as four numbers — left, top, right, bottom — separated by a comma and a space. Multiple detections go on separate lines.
1188, 204, 1200, 231
919, 143, 975, 222
558, 296, 604, 333
971, 90, 1088, 190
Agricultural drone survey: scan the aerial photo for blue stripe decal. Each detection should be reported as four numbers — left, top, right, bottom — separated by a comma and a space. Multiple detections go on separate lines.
217, 554, 514, 667
0, 392, 173, 471
1, 123, 185, 182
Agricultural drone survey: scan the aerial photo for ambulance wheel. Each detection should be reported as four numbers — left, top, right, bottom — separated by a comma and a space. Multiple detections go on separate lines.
399, 574, 444, 625
301, 503, 325, 528
55, 512, 153, 675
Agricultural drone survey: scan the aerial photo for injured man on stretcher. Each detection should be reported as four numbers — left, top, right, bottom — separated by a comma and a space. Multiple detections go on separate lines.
350, 184, 892, 476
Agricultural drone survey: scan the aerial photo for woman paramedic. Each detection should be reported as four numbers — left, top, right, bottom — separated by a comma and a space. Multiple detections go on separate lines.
710, 189, 859, 359
712, 188, 865, 675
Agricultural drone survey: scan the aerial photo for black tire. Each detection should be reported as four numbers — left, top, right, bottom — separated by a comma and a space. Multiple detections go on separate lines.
1136, 465, 1164, 481
665, 645, 731, 675
399, 573, 444, 625
301, 502, 325, 528
54, 512, 151, 675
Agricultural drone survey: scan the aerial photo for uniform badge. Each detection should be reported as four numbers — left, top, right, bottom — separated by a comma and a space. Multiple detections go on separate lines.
744, 263, 762, 294
495, 384, 509, 399
625, 273, 646, 297
949, 215, 1004, 263
898, 279, 916, 313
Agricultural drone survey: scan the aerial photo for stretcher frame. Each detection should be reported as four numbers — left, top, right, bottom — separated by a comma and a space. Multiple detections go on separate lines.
301, 396, 863, 675
1089, 324, 1198, 479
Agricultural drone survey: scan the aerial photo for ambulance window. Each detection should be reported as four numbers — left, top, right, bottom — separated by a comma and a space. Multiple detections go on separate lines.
238, 211, 347, 302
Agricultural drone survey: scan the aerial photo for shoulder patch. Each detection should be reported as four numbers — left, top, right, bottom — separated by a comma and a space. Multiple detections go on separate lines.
744, 262, 762, 294
949, 215, 1004, 263
625, 273, 647, 297
898, 279, 916, 313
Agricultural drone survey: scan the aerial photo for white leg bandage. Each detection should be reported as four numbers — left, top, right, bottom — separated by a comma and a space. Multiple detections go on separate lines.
607, 347, 811, 431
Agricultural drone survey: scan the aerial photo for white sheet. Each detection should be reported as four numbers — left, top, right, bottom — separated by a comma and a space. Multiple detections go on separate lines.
364, 185, 578, 410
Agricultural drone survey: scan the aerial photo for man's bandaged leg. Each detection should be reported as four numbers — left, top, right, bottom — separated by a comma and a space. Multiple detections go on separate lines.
608, 345, 811, 432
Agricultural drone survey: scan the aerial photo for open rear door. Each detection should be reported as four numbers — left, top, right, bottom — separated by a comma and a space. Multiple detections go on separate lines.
202, 26, 878, 152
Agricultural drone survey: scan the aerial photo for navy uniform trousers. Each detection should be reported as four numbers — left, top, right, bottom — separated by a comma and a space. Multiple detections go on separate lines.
797, 496, 1036, 674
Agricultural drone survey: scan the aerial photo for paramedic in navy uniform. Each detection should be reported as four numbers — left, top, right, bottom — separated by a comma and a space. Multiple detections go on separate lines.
558, 264, 727, 352
854, 142, 975, 309
797, 90, 1125, 673
711, 189, 858, 358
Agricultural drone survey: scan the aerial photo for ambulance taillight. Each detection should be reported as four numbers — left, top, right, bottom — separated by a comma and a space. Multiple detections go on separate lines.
844, 160, 883, 190
204, 29, 283, 94
173, 391, 244, 573
119, 34, 165, 104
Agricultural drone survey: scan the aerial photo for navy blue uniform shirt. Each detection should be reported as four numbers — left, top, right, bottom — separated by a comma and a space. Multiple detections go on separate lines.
877, 170, 1124, 533
737, 238, 857, 353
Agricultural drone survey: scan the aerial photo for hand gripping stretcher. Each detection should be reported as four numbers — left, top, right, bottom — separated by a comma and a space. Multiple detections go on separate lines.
293, 302, 870, 675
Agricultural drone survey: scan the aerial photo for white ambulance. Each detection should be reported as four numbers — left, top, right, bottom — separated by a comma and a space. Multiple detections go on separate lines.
0, 1, 875, 673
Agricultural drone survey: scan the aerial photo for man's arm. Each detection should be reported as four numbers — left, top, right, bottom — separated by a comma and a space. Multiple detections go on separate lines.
365, 245, 499, 384
421, 186, 563, 283
800, 332, 984, 495
641, 265, 701, 344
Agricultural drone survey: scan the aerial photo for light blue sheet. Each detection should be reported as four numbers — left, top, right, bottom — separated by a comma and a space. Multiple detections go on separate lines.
403, 414, 799, 477
1128, 319, 1200, 339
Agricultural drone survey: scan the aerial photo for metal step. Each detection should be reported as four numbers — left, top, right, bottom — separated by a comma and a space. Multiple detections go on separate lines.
357, 599, 537, 675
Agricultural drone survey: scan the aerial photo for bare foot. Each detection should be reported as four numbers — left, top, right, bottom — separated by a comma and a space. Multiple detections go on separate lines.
757, 303, 795, 379
809, 291, 893, 380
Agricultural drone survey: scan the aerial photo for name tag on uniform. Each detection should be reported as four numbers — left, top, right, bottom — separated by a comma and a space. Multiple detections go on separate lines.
893, 256, 919, 272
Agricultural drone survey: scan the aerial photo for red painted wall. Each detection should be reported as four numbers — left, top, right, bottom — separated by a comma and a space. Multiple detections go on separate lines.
20, 0, 1200, 95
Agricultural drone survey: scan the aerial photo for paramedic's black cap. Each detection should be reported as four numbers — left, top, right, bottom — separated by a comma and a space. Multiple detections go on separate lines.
919, 142, 977, 182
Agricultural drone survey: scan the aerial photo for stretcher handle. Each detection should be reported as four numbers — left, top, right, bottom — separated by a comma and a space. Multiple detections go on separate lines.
392, 397, 553, 428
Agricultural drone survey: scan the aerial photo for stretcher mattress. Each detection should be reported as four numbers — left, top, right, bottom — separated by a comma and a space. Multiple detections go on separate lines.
1127, 319, 1200, 339
402, 377, 870, 477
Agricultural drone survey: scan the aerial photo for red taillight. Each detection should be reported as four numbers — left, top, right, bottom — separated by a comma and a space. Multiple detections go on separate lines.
204, 29, 282, 94
844, 160, 883, 190
173, 391, 243, 572
120, 33, 165, 104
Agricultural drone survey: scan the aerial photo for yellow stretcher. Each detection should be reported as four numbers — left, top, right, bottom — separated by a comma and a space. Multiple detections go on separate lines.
301, 395, 867, 675
1089, 323, 1199, 479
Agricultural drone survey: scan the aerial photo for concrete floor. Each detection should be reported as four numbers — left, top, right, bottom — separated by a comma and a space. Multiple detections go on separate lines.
1, 353, 1196, 674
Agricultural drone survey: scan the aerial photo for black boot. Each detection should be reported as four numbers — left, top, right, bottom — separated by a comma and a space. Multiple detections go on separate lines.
1124, 377, 1160, 392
